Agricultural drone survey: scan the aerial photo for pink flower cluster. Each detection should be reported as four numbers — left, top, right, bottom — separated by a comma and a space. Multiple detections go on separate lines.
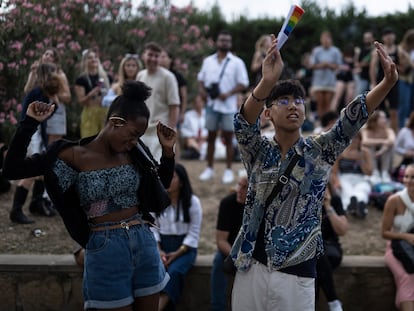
0, 99, 20, 126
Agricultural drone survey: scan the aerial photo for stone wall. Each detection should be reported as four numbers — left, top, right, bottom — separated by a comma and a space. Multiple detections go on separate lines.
0, 254, 398, 311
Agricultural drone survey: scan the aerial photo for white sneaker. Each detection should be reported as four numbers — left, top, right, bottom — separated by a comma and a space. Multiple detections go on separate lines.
382, 171, 391, 182
328, 300, 343, 311
370, 169, 382, 184
222, 169, 234, 184
199, 167, 214, 181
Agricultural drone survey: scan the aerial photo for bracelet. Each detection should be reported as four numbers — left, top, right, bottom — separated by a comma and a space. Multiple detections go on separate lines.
179, 245, 188, 253
251, 90, 268, 102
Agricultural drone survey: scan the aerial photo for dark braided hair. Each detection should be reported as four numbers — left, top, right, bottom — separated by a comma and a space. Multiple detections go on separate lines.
107, 80, 151, 121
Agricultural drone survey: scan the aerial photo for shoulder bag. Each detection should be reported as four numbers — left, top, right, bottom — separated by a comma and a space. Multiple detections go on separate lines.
391, 189, 414, 274
391, 230, 414, 274
206, 58, 230, 99
134, 141, 171, 215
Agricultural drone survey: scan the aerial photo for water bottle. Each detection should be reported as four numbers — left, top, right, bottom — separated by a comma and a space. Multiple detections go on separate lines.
98, 78, 107, 97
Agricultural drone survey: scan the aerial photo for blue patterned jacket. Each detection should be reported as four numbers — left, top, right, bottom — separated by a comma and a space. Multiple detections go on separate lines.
231, 94, 368, 272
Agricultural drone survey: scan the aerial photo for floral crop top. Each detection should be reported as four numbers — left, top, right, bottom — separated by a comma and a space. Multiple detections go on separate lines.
53, 159, 140, 219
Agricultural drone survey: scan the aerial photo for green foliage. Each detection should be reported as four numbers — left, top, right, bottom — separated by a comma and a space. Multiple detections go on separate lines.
0, 0, 413, 141
0, 0, 213, 140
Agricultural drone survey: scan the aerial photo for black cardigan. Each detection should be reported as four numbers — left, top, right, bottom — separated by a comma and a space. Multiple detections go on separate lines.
3, 116, 174, 247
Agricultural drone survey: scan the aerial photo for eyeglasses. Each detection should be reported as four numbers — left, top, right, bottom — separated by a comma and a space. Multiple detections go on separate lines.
125, 53, 139, 59
271, 97, 305, 107
109, 116, 127, 127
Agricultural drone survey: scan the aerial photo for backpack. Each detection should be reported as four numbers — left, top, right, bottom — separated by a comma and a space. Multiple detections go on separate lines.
368, 181, 404, 210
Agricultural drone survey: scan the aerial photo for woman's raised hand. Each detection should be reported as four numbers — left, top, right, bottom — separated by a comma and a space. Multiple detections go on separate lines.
157, 121, 177, 150
26, 101, 56, 122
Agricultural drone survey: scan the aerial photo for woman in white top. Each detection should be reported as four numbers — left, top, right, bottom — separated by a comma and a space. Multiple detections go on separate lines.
180, 95, 208, 159
102, 53, 141, 107
361, 109, 396, 182
393, 112, 414, 181
152, 163, 202, 310
382, 163, 414, 310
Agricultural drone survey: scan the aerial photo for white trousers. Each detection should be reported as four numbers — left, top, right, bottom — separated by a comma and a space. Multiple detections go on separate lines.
339, 173, 371, 210
231, 261, 315, 311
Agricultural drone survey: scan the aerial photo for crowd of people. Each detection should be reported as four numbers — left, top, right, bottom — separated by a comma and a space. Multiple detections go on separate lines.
1, 23, 414, 311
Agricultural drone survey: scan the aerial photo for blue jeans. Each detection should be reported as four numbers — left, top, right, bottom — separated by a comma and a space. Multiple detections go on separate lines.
83, 215, 169, 309
399, 79, 413, 129
210, 251, 230, 311
357, 78, 370, 95
160, 235, 197, 306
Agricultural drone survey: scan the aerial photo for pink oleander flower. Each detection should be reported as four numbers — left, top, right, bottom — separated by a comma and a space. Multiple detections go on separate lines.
33, 4, 42, 13
184, 5, 194, 14
63, 12, 71, 21
102, 60, 112, 71
188, 25, 200, 37
10, 41, 23, 51
181, 43, 195, 52
180, 63, 188, 71
68, 41, 81, 51
169, 34, 178, 42
8, 111, 18, 125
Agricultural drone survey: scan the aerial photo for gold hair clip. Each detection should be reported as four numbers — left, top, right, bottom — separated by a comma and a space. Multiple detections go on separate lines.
109, 116, 127, 127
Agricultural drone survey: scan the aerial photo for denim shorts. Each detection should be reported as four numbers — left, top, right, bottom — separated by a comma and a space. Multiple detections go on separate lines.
83, 214, 170, 310
205, 106, 235, 132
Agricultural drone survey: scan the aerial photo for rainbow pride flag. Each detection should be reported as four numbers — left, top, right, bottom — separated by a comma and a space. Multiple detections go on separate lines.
276, 5, 305, 50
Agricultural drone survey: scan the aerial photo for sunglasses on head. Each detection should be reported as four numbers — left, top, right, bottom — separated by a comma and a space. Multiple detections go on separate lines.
109, 116, 127, 127
125, 53, 139, 59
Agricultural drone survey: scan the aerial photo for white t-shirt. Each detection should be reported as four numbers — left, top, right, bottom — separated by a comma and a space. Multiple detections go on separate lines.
180, 109, 208, 139
197, 52, 249, 114
137, 67, 180, 129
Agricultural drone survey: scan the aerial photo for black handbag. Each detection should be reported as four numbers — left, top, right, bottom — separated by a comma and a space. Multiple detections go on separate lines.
206, 82, 220, 99
223, 152, 301, 275
391, 228, 414, 274
206, 58, 229, 99
135, 142, 171, 215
